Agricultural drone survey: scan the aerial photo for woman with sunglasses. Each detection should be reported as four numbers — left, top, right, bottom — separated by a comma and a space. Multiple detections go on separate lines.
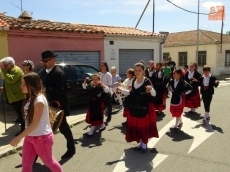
22, 60, 35, 74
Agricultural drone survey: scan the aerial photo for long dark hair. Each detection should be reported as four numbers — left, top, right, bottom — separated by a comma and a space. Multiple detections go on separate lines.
100, 61, 109, 72
23, 72, 44, 124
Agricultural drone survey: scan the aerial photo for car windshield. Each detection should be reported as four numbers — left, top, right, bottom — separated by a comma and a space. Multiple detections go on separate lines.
74, 65, 99, 80
78, 66, 98, 74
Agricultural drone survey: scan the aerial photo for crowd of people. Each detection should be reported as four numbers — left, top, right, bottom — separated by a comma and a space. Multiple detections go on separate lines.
0, 53, 219, 171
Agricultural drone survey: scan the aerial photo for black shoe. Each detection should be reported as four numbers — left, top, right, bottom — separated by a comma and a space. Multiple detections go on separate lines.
202, 119, 206, 125
141, 148, 147, 153
106, 117, 111, 123
15, 131, 23, 137
13, 118, 21, 123
61, 149, 76, 159
132, 146, 141, 151
83, 133, 94, 138
121, 121, 127, 126
99, 126, 106, 132
177, 122, 183, 128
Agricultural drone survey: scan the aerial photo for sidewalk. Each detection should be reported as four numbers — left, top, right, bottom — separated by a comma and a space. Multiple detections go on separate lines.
0, 103, 86, 159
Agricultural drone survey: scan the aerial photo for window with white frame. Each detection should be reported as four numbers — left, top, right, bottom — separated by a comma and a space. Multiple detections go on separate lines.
198, 51, 207, 66
178, 52, 187, 66
225, 50, 230, 66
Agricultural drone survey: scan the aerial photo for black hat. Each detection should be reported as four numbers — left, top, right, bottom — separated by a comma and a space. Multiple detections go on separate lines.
41, 50, 58, 60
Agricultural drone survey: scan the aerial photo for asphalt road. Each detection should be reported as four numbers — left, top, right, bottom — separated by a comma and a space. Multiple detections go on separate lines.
0, 83, 230, 172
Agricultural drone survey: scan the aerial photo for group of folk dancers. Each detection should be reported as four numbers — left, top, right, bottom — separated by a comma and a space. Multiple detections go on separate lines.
82, 61, 219, 153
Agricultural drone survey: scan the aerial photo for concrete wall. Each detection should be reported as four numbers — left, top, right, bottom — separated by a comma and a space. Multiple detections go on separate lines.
104, 36, 163, 74
7, 30, 104, 67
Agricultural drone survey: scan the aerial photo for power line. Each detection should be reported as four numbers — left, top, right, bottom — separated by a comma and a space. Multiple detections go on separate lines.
166, 0, 218, 15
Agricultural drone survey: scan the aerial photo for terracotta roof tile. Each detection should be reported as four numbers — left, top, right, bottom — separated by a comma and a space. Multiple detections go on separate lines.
0, 14, 165, 38
0, 18, 9, 28
164, 30, 230, 47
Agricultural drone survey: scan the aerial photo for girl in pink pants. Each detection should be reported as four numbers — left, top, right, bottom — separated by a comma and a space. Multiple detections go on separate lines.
10, 72, 62, 172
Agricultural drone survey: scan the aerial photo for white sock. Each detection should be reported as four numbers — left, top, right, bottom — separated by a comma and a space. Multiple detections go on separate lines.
88, 126, 95, 135
175, 118, 180, 127
142, 143, 147, 149
100, 124, 105, 129
137, 139, 142, 148
191, 108, 196, 112
204, 112, 210, 120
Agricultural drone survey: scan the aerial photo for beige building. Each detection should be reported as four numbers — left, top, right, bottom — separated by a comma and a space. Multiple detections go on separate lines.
163, 30, 230, 76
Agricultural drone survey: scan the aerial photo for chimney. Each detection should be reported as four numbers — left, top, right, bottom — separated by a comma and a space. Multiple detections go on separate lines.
159, 31, 169, 38
18, 11, 32, 23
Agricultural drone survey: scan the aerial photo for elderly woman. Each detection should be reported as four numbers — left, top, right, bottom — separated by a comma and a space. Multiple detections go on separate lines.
22, 60, 35, 74
0, 57, 26, 136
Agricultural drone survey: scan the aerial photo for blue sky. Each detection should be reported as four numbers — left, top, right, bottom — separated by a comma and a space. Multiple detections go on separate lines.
1, 0, 230, 34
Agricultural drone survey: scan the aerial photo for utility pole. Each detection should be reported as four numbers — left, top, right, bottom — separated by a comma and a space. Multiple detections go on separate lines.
153, 0, 155, 33
196, 0, 200, 64
20, 0, 23, 13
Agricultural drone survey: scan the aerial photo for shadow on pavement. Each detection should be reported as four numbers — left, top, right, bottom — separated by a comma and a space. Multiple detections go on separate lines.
183, 111, 203, 121
106, 147, 160, 171
74, 128, 106, 148
166, 129, 194, 142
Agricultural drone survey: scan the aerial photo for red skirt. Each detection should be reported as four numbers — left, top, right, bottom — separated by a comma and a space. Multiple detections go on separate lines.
125, 103, 159, 144
170, 95, 185, 117
185, 88, 201, 108
154, 91, 166, 111
86, 101, 104, 126
123, 107, 130, 118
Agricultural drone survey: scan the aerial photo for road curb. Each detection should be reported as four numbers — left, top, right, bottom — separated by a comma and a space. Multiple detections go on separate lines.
0, 117, 85, 159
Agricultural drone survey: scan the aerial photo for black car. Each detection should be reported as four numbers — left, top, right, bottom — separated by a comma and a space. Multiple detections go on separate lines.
36, 62, 99, 106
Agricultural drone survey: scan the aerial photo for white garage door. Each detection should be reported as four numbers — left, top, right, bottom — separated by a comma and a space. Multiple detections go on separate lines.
119, 49, 154, 76
55, 51, 100, 70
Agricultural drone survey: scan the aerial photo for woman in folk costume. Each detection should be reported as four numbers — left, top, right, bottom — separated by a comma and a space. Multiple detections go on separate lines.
168, 69, 193, 130
115, 68, 135, 125
197, 65, 219, 124
117, 62, 159, 153
184, 62, 201, 113
145, 60, 155, 81
152, 62, 166, 115
82, 73, 110, 137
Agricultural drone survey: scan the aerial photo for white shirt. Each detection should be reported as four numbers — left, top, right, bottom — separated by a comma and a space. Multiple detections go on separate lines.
45, 66, 55, 74
174, 79, 179, 88
188, 71, 194, 79
99, 72, 112, 94
24, 94, 52, 136
203, 74, 211, 86
120, 78, 134, 90
121, 78, 156, 97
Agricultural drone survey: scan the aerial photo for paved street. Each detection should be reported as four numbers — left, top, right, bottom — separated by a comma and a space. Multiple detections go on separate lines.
0, 82, 230, 172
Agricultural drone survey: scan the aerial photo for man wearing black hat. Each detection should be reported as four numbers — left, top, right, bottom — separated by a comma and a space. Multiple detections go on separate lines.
39, 50, 75, 159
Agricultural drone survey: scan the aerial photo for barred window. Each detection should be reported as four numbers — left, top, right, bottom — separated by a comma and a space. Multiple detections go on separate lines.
198, 51, 207, 66
178, 52, 187, 66
225, 50, 230, 66
163, 52, 170, 61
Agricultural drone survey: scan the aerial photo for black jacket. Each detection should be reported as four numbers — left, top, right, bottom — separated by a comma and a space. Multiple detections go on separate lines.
168, 79, 193, 104
39, 65, 70, 116
199, 76, 219, 95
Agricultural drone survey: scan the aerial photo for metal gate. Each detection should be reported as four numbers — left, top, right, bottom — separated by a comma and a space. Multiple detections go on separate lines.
119, 49, 154, 77
54, 51, 100, 70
